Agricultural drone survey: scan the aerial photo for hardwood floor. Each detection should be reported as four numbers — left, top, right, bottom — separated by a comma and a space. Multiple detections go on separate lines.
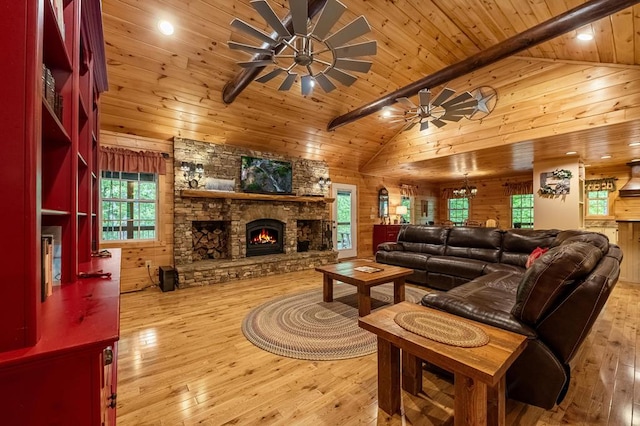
117, 270, 640, 425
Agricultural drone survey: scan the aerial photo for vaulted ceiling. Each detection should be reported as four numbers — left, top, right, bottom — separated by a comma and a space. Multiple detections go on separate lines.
101, 0, 640, 183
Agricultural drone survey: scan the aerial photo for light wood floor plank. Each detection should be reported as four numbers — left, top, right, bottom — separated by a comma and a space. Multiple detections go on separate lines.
116, 271, 640, 425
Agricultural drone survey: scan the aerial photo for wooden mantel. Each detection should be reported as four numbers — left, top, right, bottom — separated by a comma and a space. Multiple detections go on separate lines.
180, 190, 334, 203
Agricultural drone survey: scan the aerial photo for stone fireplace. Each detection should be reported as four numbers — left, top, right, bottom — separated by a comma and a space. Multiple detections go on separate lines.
173, 137, 338, 288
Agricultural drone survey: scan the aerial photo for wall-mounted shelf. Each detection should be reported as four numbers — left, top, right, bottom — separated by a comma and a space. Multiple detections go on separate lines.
180, 189, 334, 203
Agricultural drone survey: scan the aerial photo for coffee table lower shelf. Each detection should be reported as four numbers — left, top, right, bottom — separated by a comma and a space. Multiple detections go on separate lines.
358, 302, 528, 426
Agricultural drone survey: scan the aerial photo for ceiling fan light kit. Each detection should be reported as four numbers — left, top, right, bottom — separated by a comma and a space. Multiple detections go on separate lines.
228, 0, 377, 95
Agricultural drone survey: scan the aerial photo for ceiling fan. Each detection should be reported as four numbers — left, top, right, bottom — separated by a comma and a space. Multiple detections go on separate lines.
228, 0, 377, 95
389, 86, 497, 131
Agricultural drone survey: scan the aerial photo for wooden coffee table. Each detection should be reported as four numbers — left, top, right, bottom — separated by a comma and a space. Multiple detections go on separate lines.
315, 260, 413, 317
359, 302, 528, 426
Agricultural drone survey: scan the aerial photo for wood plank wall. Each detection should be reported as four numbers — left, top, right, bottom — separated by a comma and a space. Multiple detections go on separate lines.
437, 175, 532, 228
100, 131, 174, 293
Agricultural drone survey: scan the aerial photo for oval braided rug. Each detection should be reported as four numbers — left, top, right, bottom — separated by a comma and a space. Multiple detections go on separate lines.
394, 311, 489, 347
242, 283, 427, 360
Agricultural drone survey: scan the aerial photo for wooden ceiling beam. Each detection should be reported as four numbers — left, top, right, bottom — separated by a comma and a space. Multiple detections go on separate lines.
222, 0, 327, 104
327, 0, 640, 131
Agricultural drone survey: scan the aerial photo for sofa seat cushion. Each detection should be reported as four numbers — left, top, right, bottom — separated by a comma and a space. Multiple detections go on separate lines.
421, 271, 535, 337
426, 256, 487, 280
483, 262, 525, 275
376, 250, 429, 270
512, 242, 605, 325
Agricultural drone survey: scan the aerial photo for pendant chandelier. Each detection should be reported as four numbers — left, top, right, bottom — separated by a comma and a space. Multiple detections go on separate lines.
452, 174, 477, 199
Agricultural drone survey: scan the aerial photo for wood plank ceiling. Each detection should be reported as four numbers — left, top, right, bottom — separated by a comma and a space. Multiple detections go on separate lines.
101, 0, 640, 182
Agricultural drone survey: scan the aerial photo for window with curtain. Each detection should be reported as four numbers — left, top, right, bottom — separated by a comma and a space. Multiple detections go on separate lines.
448, 198, 468, 225
587, 190, 609, 215
511, 194, 534, 228
99, 146, 166, 242
101, 171, 158, 240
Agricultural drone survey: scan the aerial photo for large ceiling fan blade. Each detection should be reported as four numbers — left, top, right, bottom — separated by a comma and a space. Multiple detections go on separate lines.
289, 0, 309, 36
314, 72, 337, 92
325, 68, 357, 86
251, 0, 292, 40
324, 16, 371, 49
230, 19, 279, 46
333, 41, 377, 58
431, 88, 456, 107
256, 68, 285, 83
441, 91, 473, 108
238, 60, 274, 68
334, 59, 372, 73
431, 119, 447, 128
278, 73, 298, 90
396, 97, 417, 109
418, 89, 431, 108
311, 0, 347, 40
439, 113, 466, 122
419, 121, 430, 132
228, 41, 273, 55
452, 99, 480, 110
301, 75, 314, 95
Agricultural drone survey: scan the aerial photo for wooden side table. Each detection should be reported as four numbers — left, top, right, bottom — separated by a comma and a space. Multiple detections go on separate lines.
359, 302, 527, 426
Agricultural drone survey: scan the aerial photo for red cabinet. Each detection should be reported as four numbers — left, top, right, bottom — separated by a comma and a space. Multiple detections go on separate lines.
373, 224, 403, 254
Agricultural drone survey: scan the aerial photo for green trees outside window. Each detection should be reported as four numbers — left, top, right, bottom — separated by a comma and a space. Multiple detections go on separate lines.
511, 194, 534, 228
101, 171, 158, 241
400, 196, 411, 223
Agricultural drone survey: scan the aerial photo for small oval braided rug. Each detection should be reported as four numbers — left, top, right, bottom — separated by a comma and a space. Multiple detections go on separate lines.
394, 311, 489, 347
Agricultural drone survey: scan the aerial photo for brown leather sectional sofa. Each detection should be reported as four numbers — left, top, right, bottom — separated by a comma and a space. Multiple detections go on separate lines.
375, 225, 622, 409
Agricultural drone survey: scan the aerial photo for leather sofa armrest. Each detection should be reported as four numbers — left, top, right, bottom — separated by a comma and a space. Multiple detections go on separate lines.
377, 242, 404, 251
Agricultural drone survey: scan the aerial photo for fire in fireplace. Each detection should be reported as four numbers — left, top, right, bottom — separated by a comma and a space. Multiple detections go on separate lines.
246, 219, 285, 257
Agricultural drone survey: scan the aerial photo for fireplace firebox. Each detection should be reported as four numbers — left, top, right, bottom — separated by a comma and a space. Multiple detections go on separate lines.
246, 219, 285, 257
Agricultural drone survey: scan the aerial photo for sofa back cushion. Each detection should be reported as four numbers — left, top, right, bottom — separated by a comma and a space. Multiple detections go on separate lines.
500, 229, 560, 267
398, 226, 449, 255
552, 229, 609, 255
511, 242, 604, 325
444, 227, 503, 262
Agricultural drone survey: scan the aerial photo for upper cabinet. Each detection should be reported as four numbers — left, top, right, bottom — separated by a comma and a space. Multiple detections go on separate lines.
0, 0, 108, 352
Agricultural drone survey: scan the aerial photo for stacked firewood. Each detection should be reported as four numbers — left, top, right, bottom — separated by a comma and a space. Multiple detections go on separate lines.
192, 227, 227, 260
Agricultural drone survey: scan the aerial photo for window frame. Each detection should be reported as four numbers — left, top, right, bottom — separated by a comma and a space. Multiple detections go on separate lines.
100, 171, 159, 242
511, 193, 534, 229
448, 198, 469, 226
586, 190, 609, 216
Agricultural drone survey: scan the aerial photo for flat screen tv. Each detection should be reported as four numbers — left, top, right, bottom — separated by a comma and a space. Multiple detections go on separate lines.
240, 156, 293, 194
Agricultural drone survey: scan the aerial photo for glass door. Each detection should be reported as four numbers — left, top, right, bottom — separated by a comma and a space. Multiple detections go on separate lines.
332, 183, 357, 259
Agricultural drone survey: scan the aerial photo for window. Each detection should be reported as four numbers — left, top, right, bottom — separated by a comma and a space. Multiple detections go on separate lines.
587, 190, 609, 215
400, 196, 411, 223
511, 194, 534, 228
448, 198, 469, 225
101, 171, 158, 241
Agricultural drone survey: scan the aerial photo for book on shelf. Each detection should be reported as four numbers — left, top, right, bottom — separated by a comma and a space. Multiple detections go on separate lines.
42, 226, 62, 285
41, 235, 54, 302
354, 266, 383, 273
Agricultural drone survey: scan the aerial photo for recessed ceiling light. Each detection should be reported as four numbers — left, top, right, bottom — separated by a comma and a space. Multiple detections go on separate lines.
158, 20, 174, 36
566, 151, 577, 155
601, 155, 612, 159
632, 158, 640, 162
629, 142, 640, 147
577, 33, 593, 41
584, 164, 591, 167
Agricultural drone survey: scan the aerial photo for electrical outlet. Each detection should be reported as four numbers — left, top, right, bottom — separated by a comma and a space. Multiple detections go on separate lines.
145, 260, 152, 269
